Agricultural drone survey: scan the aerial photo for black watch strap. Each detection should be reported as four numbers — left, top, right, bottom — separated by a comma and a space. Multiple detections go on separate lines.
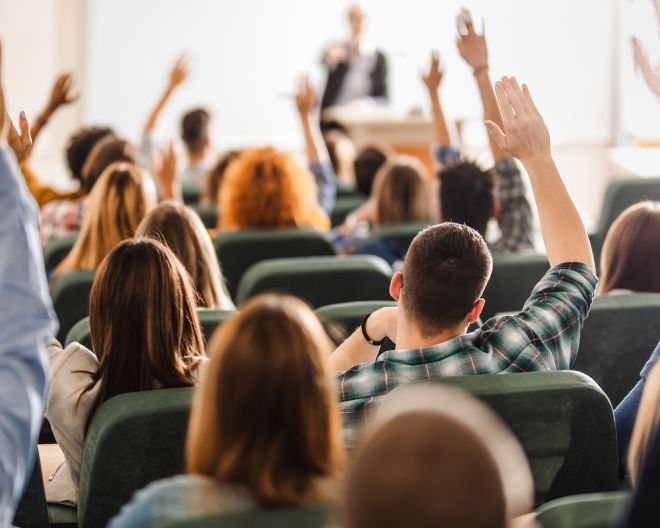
361, 312, 387, 347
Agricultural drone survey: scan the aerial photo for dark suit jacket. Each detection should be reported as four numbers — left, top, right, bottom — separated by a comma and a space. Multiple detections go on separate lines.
320, 50, 388, 110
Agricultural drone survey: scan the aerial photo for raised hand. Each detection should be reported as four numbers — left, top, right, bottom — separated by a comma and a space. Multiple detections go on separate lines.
168, 55, 191, 91
7, 112, 32, 164
47, 73, 79, 111
456, 9, 488, 71
156, 142, 180, 200
421, 51, 444, 94
485, 77, 551, 164
295, 76, 317, 116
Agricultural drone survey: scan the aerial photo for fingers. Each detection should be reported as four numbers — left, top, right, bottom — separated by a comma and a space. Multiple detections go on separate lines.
522, 84, 542, 117
502, 77, 530, 117
494, 80, 515, 126
484, 120, 507, 151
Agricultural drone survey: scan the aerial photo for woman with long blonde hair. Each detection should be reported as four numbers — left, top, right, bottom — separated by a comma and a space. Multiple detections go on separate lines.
136, 201, 235, 310
53, 162, 156, 280
109, 294, 345, 528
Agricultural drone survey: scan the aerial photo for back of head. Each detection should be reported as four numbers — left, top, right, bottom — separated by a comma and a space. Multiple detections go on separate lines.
347, 410, 505, 528
402, 224, 492, 337
66, 126, 115, 185
88, 238, 204, 415
181, 108, 210, 154
56, 163, 156, 275
439, 160, 494, 236
219, 147, 321, 229
354, 144, 392, 197
599, 201, 660, 294
629, 360, 660, 486
81, 136, 140, 194
202, 150, 241, 204
136, 201, 228, 308
186, 294, 344, 507
372, 156, 434, 227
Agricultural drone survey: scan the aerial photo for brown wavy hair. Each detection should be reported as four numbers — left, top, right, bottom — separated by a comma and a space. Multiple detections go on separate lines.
186, 294, 344, 507
219, 148, 329, 231
599, 201, 660, 294
136, 201, 233, 309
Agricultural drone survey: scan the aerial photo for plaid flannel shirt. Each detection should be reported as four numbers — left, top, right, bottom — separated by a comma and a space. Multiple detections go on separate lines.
39, 197, 87, 248
337, 262, 598, 432
435, 146, 534, 253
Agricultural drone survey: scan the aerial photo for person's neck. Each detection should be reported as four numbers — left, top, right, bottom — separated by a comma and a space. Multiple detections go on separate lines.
188, 149, 206, 164
349, 34, 362, 54
395, 315, 466, 351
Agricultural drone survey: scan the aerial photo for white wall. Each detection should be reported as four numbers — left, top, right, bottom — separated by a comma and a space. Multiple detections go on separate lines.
0, 0, 85, 189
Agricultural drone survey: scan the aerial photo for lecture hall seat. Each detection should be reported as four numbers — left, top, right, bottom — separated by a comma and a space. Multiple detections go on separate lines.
535, 491, 630, 528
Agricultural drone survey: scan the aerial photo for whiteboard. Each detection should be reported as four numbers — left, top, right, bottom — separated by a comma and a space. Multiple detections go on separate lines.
84, 0, 617, 150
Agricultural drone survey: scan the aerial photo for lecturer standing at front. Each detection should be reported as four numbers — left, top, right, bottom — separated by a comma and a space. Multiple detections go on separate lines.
320, 4, 389, 116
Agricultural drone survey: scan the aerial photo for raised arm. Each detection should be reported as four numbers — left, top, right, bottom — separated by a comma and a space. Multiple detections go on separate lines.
7, 112, 32, 165
143, 55, 190, 136
485, 77, 594, 269
421, 52, 451, 148
30, 73, 78, 145
0, 41, 57, 523
456, 15, 507, 162
295, 76, 336, 213
632, 37, 660, 98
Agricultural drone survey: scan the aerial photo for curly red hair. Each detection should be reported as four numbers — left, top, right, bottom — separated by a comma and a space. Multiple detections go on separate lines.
218, 148, 329, 231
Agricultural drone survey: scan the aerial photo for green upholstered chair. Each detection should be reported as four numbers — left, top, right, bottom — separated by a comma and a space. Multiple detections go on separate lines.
181, 185, 201, 205
590, 177, 660, 262
50, 270, 96, 343
330, 195, 366, 227
43, 236, 77, 273
213, 230, 335, 298
60, 388, 195, 528
369, 223, 430, 252
236, 256, 393, 308
13, 454, 49, 528
347, 371, 619, 506
536, 491, 630, 528
190, 204, 218, 229
155, 508, 333, 528
481, 253, 549, 321
316, 300, 397, 334
573, 293, 660, 407
65, 308, 236, 351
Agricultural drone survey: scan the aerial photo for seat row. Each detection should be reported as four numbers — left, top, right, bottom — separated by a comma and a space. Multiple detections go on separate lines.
15, 369, 619, 528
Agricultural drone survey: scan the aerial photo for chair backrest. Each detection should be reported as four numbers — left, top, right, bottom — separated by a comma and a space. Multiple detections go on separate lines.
65, 308, 235, 351
236, 256, 393, 307
573, 293, 660, 406
347, 371, 618, 506
155, 508, 333, 528
592, 177, 660, 260
316, 300, 397, 344
369, 223, 430, 252
13, 453, 49, 528
535, 491, 630, 528
182, 184, 201, 205
330, 195, 367, 227
213, 229, 335, 298
43, 236, 77, 273
481, 253, 549, 321
50, 270, 96, 343
190, 204, 218, 229
77, 388, 193, 528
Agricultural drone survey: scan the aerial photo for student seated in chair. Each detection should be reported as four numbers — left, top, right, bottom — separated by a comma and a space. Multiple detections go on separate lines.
422, 10, 534, 253
43, 238, 206, 505
136, 201, 235, 310
109, 294, 345, 528
329, 77, 597, 428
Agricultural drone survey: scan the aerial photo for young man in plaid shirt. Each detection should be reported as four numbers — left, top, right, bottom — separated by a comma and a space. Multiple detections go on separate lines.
330, 76, 598, 429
